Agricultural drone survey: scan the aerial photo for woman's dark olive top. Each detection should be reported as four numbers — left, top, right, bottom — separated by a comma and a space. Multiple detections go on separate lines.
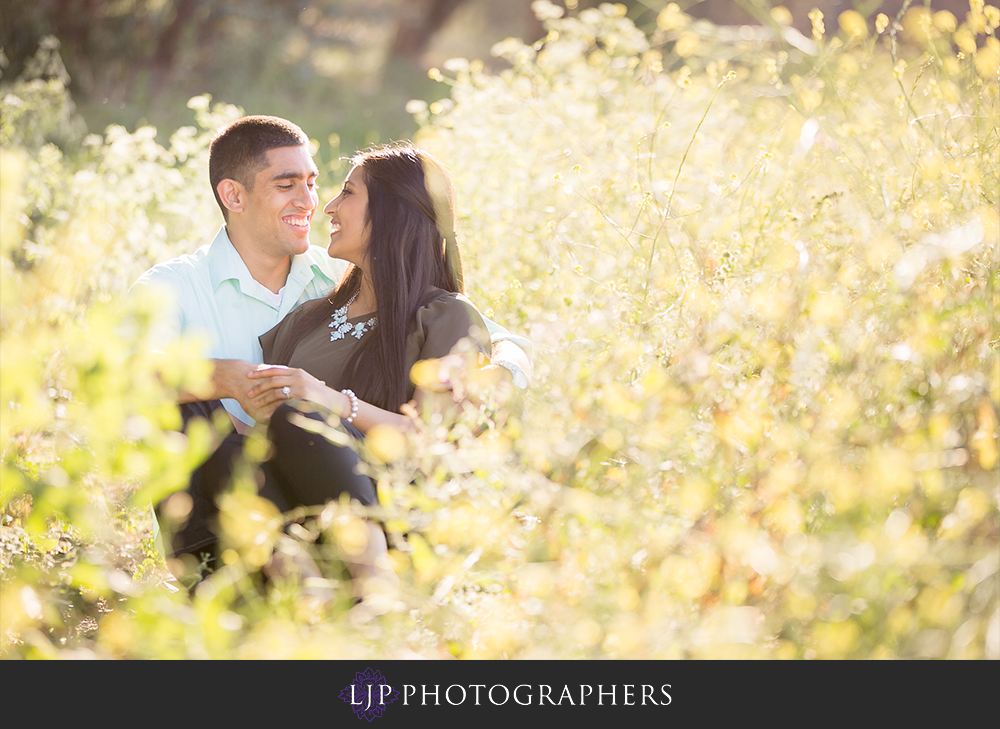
259, 289, 491, 404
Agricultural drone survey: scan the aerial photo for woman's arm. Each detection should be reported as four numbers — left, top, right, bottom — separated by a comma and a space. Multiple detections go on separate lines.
244, 364, 414, 433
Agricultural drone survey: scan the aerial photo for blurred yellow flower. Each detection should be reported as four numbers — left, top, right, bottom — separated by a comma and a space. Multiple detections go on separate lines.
218, 490, 283, 569
771, 6, 793, 26
968, 11, 988, 35
366, 424, 408, 464
809, 9, 825, 41
838, 10, 868, 41
954, 27, 977, 55
933, 10, 957, 33
657, 3, 689, 31
985, 5, 1000, 31
675, 32, 700, 58
975, 38, 999, 78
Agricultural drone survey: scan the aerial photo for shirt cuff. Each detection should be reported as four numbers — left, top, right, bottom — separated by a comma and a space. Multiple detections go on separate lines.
493, 360, 529, 390
483, 318, 533, 360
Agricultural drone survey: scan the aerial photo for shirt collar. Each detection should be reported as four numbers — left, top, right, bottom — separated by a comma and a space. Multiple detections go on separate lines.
287, 247, 317, 291
207, 226, 258, 293
281, 245, 336, 317
207, 225, 333, 312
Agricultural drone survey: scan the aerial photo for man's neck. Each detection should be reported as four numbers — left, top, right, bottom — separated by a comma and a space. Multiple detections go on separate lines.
226, 225, 291, 294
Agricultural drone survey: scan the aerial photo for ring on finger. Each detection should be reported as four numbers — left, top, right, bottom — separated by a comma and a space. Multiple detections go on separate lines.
282, 386, 291, 399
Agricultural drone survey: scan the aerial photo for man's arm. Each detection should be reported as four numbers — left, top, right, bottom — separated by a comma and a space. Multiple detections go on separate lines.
482, 316, 533, 389
177, 358, 272, 426
124, 276, 270, 427
489, 339, 532, 390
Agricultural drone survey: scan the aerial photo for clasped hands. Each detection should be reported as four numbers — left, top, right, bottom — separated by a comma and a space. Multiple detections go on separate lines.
244, 364, 341, 419
210, 359, 342, 425
213, 353, 514, 428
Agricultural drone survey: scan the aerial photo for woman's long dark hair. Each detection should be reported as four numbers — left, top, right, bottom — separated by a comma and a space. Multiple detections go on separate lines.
271, 143, 465, 412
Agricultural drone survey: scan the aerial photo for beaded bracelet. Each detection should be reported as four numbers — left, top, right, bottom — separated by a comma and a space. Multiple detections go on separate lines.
341, 388, 359, 425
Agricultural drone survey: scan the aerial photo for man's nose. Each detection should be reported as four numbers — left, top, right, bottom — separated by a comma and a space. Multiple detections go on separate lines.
295, 184, 317, 210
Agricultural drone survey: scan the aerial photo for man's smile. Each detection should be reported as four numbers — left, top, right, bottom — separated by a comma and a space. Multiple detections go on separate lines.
283, 215, 311, 231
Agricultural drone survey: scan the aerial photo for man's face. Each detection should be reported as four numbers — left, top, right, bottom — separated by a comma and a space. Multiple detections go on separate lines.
239, 144, 319, 259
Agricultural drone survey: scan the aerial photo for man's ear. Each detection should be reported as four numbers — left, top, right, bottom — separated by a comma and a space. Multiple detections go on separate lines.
217, 179, 245, 214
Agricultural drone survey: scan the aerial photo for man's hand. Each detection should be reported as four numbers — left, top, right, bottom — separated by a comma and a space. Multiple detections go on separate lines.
245, 364, 338, 421
411, 352, 517, 432
178, 358, 273, 423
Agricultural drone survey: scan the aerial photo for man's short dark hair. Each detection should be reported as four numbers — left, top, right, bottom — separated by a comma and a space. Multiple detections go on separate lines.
209, 115, 310, 220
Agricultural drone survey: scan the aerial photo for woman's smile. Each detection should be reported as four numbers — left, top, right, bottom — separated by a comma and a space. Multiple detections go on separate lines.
324, 165, 369, 266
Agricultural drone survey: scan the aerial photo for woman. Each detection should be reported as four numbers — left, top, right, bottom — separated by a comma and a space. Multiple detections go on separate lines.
242, 144, 490, 573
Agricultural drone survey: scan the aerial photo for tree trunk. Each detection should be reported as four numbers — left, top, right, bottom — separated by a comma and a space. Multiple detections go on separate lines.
389, 0, 470, 62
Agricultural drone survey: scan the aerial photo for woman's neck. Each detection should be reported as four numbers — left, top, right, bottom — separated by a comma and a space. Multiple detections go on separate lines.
349, 272, 377, 317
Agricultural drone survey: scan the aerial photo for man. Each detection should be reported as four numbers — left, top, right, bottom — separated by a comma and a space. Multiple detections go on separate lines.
128, 115, 531, 560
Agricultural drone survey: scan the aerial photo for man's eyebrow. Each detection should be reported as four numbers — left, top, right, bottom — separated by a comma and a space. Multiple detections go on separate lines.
271, 168, 319, 182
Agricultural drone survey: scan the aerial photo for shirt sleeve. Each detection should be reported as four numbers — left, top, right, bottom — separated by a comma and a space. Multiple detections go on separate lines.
482, 316, 533, 360
122, 269, 185, 353
408, 293, 492, 364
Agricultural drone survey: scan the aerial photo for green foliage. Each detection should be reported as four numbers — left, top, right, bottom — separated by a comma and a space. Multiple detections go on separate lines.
3, 2, 448, 170
1, 1, 998, 659
0, 47, 226, 655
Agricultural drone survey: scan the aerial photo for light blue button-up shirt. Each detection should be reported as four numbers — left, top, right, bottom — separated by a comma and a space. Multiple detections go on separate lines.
128, 227, 346, 425
128, 226, 532, 425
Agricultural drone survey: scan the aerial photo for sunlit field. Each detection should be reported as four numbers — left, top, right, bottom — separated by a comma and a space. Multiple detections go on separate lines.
1, 2, 997, 659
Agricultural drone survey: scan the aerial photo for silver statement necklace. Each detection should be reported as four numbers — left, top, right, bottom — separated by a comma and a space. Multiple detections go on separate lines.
329, 289, 377, 341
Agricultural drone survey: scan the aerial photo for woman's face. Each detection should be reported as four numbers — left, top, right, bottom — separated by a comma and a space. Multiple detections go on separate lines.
324, 164, 370, 267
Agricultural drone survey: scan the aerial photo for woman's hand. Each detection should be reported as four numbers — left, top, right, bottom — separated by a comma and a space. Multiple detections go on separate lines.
245, 364, 345, 421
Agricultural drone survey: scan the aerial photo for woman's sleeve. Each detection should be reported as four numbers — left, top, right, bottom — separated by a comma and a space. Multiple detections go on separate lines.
409, 293, 492, 363
259, 323, 283, 365
260, 304, 305, 365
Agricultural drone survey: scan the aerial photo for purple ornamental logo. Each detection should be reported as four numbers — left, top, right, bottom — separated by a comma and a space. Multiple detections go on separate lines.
340, 667, 400, 721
